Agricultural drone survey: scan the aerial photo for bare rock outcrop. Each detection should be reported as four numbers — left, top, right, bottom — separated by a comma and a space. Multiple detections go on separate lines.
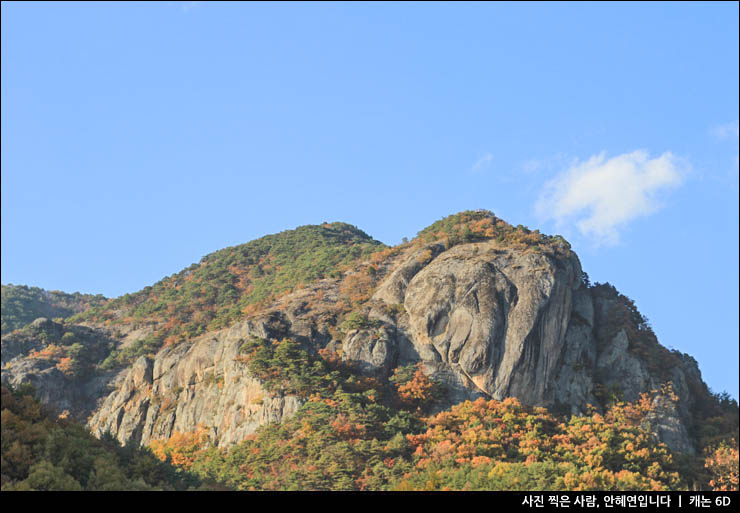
341, 325, 398, 378
89, 320, 302, 447
396, 240, 581, 407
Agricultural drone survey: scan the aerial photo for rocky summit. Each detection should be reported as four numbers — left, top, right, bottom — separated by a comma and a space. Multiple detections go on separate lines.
0, 211, 728, 461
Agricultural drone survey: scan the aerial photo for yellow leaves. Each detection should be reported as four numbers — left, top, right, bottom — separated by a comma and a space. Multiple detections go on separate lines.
461, 427, 478, 444
294, 420, 315, 440
646, 461, 663, 479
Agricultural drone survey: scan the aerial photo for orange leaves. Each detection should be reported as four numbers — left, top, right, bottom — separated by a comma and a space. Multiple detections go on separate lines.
149, 425, 210, 470
399, 388, 684, 491
397, 367, 436, 407
317, 347, 341, 367
470, 218, 496, 238
330, 414, 367, 441
241, 302, 263, 317
163, 334, 180, 347
370, 246, 400, 265
583, 453, 604, 469
55, 357, 75, 376
163, 316, 178, 331
339, 272, 376, 304
433, 439, 454, 458
471, 455, 492, 467
27, 344, 65, 361
705, 439, 739, 491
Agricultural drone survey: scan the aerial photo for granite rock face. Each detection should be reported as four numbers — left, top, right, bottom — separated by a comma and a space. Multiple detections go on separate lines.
341, 325, 398, 378
399, 241, 580, 407
365, 238, 702, 452
88, 321, 303, 448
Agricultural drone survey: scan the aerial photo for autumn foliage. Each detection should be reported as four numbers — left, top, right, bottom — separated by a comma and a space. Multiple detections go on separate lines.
390, 363, 444, 412
393, 394, 683, 491
163, 378, 697, 491
150, 426, 210, 470
705, 439, 739, 491
0, 385, 205, 490
414, 210, 571, 256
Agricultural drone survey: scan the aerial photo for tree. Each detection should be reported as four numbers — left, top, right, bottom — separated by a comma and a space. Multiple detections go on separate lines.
705, 439, 739, 491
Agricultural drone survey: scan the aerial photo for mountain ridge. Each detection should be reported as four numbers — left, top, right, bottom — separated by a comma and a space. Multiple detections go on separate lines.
2, 210, 738, 490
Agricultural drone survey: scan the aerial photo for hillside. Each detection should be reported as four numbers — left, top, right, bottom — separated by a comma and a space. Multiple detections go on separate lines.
1, 285, 107, 336
69, 222, 384, 368
1, 211, 738, 491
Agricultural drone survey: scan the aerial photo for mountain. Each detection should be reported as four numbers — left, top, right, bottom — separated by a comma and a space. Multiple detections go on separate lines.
2, 211, 737, 491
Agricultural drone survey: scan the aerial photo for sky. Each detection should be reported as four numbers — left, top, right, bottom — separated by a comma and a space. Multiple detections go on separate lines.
1, 2, 738, 398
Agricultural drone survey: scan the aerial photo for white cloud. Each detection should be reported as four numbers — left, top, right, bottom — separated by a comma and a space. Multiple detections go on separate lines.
472, 152, 493, 172
536, 150, 687, 245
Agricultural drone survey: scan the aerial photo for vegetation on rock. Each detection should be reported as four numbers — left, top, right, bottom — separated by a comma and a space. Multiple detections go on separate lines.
72, 223, 384, 367
1, 284, 106, 335
1, 319, 115, 380
415, 210, 572, 256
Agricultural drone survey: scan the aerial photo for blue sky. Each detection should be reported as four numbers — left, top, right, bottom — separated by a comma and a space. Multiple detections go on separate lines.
2, 2, 738, 397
